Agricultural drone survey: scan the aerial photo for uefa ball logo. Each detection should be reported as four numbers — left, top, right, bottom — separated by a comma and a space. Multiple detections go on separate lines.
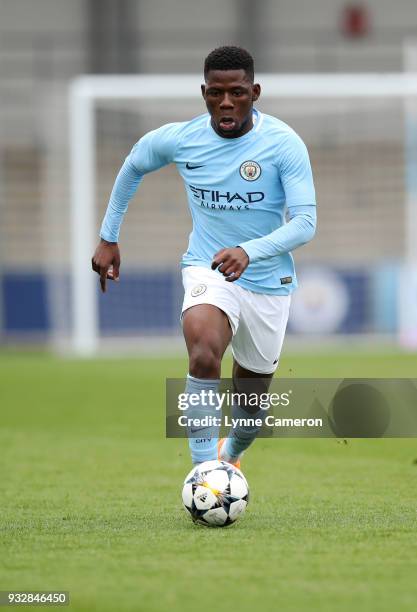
240, 160, 261, 181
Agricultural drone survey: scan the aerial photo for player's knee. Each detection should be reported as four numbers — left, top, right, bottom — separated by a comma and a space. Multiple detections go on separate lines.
189, 345, 221, 379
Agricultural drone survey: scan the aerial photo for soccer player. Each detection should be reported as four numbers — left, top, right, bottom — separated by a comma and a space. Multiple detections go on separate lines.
92, 46, 316, 467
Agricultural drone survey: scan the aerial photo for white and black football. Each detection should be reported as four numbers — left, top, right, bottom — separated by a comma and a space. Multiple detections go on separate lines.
182, 460, 249, 527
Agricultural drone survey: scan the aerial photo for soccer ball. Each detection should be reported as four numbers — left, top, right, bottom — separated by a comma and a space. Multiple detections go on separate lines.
182, 460, 249, 527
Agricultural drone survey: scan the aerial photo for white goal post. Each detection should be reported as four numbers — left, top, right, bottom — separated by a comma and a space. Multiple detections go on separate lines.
69, 73, 417, 356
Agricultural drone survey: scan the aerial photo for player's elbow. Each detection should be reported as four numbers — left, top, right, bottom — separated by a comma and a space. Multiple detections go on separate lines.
298, 212, 317, 245
305, 216, 316, 242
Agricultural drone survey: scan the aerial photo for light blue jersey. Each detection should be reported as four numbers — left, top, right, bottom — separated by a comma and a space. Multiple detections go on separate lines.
100, 109, 316, 295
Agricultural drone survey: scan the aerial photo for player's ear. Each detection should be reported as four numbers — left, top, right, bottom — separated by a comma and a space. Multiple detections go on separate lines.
201, 84, 206, 99
252, 83, 261, 101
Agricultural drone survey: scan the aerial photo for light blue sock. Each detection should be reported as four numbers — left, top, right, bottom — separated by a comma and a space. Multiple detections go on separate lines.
223, 404, 267, 461
185, 374, 221, 464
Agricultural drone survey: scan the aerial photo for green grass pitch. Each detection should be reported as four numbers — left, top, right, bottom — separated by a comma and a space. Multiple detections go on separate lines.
1, 348, 417, 612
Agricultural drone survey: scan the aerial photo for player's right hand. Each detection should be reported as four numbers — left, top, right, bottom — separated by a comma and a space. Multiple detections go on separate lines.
91, 239, 121, 293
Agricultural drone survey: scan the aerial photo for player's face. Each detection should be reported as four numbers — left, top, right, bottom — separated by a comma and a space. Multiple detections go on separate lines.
202, 69, 261, 138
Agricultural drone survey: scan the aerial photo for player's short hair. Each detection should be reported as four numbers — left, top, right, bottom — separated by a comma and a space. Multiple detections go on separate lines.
204, 46, 254, 82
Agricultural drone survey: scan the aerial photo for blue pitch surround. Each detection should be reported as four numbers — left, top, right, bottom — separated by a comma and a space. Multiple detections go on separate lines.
99, 271, 179, 332
0, 267, 396, 337
2, 272, 50, 332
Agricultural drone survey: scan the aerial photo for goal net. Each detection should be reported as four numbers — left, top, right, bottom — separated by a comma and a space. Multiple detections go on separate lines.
52, 74, 417, 355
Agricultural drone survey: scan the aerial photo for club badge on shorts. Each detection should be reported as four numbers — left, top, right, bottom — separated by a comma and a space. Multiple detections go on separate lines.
240, 160, 261, 181
191, 284, 207, 297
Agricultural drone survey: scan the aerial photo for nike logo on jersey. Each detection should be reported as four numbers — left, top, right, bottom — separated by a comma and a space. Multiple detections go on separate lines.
186, 162, 204, 170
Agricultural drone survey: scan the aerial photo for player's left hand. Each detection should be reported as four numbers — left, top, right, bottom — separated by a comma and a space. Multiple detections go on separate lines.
211, 247, 249, 282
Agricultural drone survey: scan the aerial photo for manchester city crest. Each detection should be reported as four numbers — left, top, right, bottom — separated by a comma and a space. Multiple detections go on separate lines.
240, 160, 261, 181
191, 284, 207, 297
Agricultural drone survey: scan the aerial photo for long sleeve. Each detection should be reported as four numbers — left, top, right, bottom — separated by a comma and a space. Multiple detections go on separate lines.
239, 130, 316, 263
238, 204, 316, 262
100, 159, 144, 242
99, 122, 183, 242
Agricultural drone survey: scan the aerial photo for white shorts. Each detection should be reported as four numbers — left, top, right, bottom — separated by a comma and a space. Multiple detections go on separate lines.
181, 266, 291, 374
